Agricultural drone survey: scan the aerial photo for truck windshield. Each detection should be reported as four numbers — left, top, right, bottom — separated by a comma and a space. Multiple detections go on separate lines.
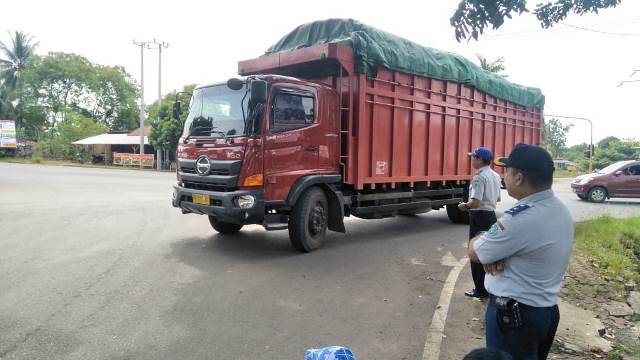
183, 85, 248, 138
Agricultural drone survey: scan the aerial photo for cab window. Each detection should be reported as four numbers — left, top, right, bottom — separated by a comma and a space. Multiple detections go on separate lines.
270, 91, 315, 132
624, 165, 640, 176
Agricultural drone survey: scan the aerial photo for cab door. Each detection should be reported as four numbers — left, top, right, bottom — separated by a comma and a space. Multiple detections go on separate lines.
263, 87, 323, 201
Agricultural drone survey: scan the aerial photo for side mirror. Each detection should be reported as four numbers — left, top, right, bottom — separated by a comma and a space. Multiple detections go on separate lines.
227, 78, 244, 91
614, 170, 623, 176
172, 101, 181, 120
250, 80, 267, 104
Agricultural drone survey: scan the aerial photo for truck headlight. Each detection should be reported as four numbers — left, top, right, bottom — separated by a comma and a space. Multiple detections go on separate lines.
235, 195, 255, 209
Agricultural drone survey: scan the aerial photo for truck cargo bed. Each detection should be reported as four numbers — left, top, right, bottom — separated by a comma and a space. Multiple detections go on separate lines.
239, 43, 543, 189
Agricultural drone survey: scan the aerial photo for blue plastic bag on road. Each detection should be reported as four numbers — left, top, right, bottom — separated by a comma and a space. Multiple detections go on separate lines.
305, 346, 356, 360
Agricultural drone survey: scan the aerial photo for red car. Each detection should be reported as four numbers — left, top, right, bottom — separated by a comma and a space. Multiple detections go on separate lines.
571, 160, 640, 202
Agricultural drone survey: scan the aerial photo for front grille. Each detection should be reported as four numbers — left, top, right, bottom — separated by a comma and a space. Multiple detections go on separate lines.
180, 167, 229, 176
183, 181, 235, 192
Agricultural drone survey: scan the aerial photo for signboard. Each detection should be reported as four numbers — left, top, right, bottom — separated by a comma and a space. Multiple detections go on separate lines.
113, 152, 155, 167
0, 120, 17, 149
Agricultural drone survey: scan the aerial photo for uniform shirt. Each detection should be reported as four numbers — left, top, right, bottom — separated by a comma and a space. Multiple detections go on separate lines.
469, 166, 502, 211
473, 189, 574, 307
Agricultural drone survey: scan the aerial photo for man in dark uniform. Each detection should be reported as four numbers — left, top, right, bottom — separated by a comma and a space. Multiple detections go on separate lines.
459, 147, 502, 298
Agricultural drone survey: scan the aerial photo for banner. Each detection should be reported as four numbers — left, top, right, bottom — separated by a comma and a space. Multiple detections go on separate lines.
113, 152, 155, 167
0, 120, 17, 149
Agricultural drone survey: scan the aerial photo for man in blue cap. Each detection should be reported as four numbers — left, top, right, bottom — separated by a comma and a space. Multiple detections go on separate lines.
459, 147, 502, 298
467, 144, 573, 360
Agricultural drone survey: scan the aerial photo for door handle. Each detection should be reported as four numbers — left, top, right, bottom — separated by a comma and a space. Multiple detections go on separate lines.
305, 145, 319, 152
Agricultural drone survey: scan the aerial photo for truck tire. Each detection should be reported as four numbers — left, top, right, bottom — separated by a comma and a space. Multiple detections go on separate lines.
446, 204, 470, 224
289, 187, 328, 252
208, 216, 243, 234
587, 186, 607, 203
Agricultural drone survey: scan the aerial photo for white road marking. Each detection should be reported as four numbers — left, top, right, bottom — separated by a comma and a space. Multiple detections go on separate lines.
422, 253, 469, 360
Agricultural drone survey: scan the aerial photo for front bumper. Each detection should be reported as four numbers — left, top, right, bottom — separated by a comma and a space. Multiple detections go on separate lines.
172, 183, 265, 225
570, 183, 588, 196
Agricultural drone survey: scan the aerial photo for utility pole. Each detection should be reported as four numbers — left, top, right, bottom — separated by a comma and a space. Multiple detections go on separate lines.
545, 115, 594, 173
133, 39, 168, 169
133, 40, 149, 169
153, 39, 168, 170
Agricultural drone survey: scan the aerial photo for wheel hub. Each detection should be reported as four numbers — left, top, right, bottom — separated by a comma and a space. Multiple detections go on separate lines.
309, 204, 327, 235
592, 189, 605, 201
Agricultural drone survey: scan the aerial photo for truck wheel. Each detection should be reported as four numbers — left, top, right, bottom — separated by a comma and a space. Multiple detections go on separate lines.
446, 204, 470, 224
208, 216, 243, 234
289, 187, 328, 252
587, 187, 607, 203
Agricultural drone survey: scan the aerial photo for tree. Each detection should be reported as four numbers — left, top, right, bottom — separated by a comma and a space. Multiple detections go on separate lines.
563, 137, 639, 171
148, 84, 195, 152
0, 83, 15, 119
597, 136, 620, 149
22, 52, 139, 131
477, 55, 506, 74
0, 31, 39, 131
451, 0, 622, 41
543, 118, 573, 158
0, 31, 39, 88
37, 110, 106, 160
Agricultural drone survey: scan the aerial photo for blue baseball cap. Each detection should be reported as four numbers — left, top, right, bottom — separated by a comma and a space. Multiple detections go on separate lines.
468, 147, 493, 163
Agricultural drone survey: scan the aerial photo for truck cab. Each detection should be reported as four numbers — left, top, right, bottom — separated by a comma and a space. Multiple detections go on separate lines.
172, 76, 343, 251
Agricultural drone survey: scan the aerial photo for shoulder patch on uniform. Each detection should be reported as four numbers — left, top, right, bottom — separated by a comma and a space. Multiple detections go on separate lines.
505, 204, 531, 216
486, 222, 503, 237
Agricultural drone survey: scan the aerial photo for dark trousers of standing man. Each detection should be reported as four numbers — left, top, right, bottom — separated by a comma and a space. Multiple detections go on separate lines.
486, 295, 560, 360
468, 210, 497, 297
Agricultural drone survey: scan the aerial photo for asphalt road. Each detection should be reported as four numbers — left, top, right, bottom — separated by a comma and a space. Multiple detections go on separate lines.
1, 163, 638, 360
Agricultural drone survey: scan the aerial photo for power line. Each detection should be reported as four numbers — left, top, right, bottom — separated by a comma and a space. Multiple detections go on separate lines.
560, 23, 640, 36
482, 17, 640, 40
617, 79, 640, 87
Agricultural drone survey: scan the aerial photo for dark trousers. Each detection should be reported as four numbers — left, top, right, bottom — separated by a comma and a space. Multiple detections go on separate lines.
469, 210, 496, 296
486, 295, 560, 360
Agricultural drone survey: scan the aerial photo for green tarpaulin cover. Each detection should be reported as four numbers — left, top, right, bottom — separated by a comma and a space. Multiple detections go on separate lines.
266, 19, 544, 109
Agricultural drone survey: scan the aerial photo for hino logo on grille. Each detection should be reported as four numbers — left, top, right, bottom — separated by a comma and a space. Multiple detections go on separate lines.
195, 156, 211, 176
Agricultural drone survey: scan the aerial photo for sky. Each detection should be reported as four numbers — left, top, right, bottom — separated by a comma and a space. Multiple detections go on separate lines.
2, 0, 640, 146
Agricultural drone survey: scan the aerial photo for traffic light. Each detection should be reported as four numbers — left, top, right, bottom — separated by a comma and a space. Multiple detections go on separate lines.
584, 144, 594, 158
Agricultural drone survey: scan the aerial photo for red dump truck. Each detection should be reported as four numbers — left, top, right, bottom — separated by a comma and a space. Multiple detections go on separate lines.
172, 19, 544, 252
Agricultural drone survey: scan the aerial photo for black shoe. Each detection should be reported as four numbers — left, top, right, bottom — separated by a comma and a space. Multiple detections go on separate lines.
464, 289, 488, 298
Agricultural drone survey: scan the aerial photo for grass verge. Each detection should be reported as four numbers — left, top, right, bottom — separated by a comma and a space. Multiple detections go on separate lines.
574, 215, 640, 283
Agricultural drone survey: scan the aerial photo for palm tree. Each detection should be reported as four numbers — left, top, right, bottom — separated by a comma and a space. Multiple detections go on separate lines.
0, 83, 13, 118
476, 55, 506, 75
0, 31, 38, 130
0, 31, 38, 87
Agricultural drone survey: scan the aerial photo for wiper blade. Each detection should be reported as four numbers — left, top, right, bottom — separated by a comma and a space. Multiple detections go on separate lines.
184, 125, 226, 142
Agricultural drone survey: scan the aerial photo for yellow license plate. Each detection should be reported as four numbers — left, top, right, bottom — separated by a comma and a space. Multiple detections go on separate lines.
191, 193, 210, 205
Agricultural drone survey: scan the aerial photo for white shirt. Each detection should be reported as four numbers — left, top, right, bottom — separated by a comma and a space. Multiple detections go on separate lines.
473, 190, 574, 307
469, 166, 502, 211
